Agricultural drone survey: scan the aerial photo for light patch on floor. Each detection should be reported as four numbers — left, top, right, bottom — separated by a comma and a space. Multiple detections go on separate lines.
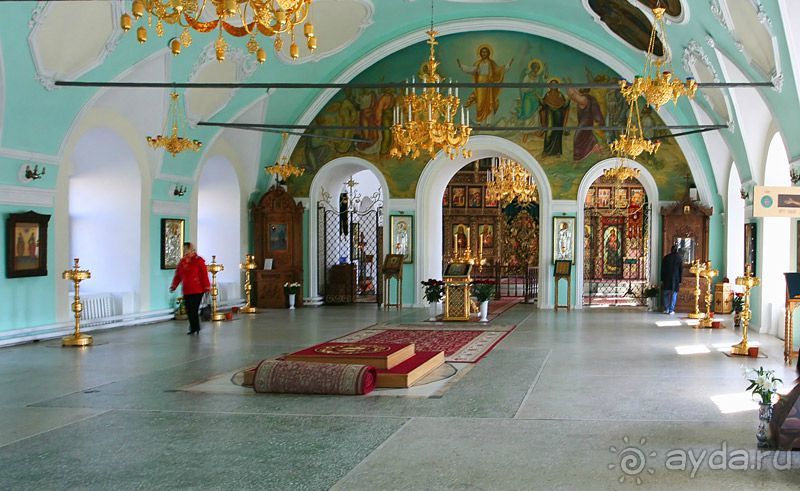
675, 344, 712, 355
710, 392, 759, 414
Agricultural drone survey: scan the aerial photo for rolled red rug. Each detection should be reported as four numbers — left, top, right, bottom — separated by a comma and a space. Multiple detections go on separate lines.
252, 360, 376, 395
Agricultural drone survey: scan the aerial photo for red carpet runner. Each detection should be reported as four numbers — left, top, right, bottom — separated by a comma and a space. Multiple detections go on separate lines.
252, 360, 376, 395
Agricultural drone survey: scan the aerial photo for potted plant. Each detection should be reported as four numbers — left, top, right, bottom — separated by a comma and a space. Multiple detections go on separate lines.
732, 293, 744, 327
421, 278, 445, 320
471, 279, 496, 322
744, 366, 783, 448
643, 285, 660, 311
283, 282, 301, 310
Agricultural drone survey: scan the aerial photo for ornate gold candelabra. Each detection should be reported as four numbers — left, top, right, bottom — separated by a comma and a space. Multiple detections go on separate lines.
688, 260, 707, 320
698, 261, 719, 328
62, 258, 92, 347
239, 254, 257, 314
731, 265, 760, 356
207, 255, 226, 321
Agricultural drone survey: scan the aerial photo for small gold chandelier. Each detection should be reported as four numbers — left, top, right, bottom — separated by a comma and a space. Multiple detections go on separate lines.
120, 0, 316, 63
389, 28, 472, 160
486, 157, 537, 206
147, 92, 202, 157
618, 4, 696, 110
603, 163, 640, 183
609, 97, 660, 161
266, 133, 305, 183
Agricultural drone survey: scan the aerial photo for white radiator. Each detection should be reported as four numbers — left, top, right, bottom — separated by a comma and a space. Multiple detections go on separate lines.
79, 293, 119, 325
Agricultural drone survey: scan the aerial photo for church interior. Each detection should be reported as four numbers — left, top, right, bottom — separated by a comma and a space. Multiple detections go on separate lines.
3, 0, 800, 488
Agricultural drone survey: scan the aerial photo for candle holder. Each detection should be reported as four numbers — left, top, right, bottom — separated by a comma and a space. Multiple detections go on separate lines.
688, 260, 707, 320
698, 261, 718, 328
207, 255, 226, 321
62, 258, 93, 347
239, 254, 258, 314
731, 265, 760, 356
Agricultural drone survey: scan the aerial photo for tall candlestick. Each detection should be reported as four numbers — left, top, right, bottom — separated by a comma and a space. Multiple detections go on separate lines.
454, 233, 458, 256
466, 227, 470, 249
479, 233, 484, 258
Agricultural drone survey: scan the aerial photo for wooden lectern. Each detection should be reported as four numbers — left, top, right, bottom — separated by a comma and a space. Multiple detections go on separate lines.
382, 254, 404, 310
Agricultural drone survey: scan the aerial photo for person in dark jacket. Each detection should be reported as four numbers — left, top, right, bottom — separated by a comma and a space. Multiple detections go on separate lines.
661, 245, 683, 315
170, 242, 210, 335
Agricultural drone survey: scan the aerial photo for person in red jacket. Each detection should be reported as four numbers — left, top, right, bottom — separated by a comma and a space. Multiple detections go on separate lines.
170, 242, 210, 335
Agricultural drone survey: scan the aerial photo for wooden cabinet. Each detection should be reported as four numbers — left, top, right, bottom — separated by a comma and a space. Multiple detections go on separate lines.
252, 187, 304, 308
661, 198, 713, 313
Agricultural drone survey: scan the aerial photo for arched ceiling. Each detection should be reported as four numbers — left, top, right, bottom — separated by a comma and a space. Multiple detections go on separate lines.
1, 0, 800, 209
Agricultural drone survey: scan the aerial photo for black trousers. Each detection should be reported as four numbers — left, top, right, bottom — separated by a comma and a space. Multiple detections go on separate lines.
184, 293, 203, 333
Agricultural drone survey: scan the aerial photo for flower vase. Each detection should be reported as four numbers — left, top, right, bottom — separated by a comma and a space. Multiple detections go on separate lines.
479, 300, 489, 322
428, 302, 439, 321
288, 293, 296, 310
756, 402, 772, 448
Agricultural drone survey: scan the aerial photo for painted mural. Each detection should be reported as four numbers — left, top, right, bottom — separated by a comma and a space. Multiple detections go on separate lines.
288, 30, 692, 200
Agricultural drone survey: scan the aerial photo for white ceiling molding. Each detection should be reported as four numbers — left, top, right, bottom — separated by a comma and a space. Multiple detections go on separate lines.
275, 0, 374, 64
152, 199, 190, 216
185, 43, 258, 126
0, 185, 55, 207
27, 0, 124, 90
0, 146, 60, 164
682, 39, 735, 131
714, 0, 783, 92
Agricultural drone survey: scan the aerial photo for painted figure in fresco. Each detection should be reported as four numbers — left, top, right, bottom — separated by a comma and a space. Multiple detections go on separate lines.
588, 0, 663, 56
567, 88, 605, 161
355, 89, 395, 154
539, 80, 570, 156
517, 59, 546, 126
337, 89, 359, 153
604, 227, 621, 275
379, 88, 397, 156
457, 45, 514, 124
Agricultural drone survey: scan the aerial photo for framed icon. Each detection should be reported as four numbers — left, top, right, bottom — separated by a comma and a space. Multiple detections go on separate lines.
614, 188, 629, 208
444, 262, 473, 278
442, 187, 450, 207
382, 254, 405, 276
484, 187, 499, 208
468, 186, 483, 208
596, 187, 611, 208
554, 259, 572, 277
269, 223, 288, 251
160, 218, 185, 270
6, 211, 50, 278
390, 215, 413, 263
585, 188, 596, 208
451, 186, 466, 208
553, 216, 576, 263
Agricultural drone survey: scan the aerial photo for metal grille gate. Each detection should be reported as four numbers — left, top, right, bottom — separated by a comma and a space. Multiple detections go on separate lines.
317, 200, 383, 304
583, 203, 651, 306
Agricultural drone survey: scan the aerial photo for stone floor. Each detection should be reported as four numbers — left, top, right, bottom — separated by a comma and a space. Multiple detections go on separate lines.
1, 305, 798, 490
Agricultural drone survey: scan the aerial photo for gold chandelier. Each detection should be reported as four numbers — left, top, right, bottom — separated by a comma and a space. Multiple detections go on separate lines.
609, 97, 660, 161
147, 92, 202, 157
618, 4, 696, 109
120, 0, 316, 63
603, 163, 640, 183
389, 28, 472, 160
486, 157, 537, 206
265, 133, 305, 183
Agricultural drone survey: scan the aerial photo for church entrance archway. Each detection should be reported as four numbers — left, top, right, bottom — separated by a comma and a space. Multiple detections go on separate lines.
577, 159, 659, 307
442, 158, 539, 301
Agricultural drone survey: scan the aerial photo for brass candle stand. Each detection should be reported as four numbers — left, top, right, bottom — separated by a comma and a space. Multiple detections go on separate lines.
731, 265, 760, 356
688, 260, 707, 320
698, 261, 719, 328
62, 258, 93, 347
239, 254, 258, 314
207, 255, 226, 321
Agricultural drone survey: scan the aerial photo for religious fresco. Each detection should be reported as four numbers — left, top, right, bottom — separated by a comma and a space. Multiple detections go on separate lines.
587, 0, 664, 55
288, 30, 692, 200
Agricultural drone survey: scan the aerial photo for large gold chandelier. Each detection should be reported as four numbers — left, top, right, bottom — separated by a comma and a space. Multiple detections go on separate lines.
147, 92, 202, 156
389, 29, 472, 160
486, 157, 537, 206
120, 0, 316, 63
618, 4, 696, 110
265, 133, 305, 183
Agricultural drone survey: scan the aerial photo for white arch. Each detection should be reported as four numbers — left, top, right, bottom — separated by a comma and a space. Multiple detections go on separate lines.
575, 158, 660, 308
725, 162, 744, 281
308, 156, 391, 301
415, 135, 553, 308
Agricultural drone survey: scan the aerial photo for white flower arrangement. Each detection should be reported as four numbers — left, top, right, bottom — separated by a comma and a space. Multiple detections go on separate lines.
744, 366, 782, 405
283, 282, 301, 294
